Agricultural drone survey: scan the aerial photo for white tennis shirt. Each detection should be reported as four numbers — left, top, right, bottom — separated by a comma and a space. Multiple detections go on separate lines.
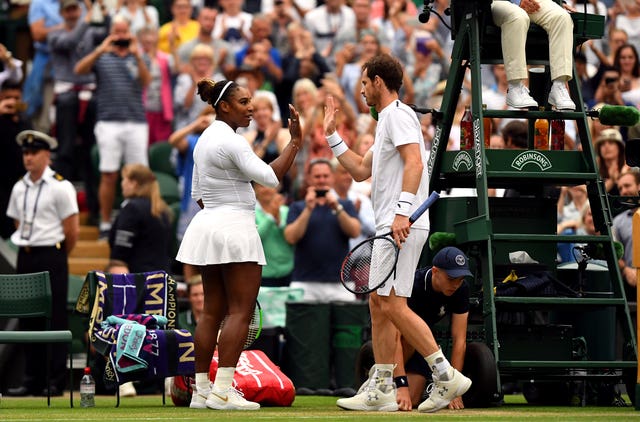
370, 100, 430, 232
192, 120, 279, 211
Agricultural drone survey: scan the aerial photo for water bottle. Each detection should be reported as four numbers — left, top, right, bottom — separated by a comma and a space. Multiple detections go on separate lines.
80, 367, 96, 407
460, 105, 473, 150
550, 118, 565, 151
534, 107, 549, 150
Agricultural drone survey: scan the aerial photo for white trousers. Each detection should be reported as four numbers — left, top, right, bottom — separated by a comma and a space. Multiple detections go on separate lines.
491, 0, 574, 82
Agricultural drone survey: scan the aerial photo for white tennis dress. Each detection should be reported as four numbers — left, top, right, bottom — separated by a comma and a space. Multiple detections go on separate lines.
176, 120, 280, 266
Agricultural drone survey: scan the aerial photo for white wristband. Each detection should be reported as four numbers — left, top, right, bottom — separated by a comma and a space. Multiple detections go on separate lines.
326, 132, 348, 157
396, 191, 416, 217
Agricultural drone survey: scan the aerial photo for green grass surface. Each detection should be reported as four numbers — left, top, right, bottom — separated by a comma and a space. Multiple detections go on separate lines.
1, 394, 640, 421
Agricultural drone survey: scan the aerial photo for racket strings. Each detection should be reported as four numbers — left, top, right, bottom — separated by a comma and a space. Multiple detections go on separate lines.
219, 303, 263, 349
245, 305, 262, 349
341, 237, 398, 294
342, 240, 374, 292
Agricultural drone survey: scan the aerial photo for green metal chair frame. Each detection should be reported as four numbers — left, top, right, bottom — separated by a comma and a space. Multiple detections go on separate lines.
0, 271, 74, 407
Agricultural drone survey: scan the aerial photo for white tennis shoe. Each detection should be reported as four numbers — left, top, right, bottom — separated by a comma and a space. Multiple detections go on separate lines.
205, 385, 260, 410
548, 83, 576, 111
336, 371, 398, 412
506, 83, 538, 109
418, 368, 472, 413
189, 385, 209, 409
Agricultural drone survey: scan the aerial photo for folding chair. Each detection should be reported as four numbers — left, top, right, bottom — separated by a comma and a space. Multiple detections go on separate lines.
0, 271, 74, 407
75, 270, 194, 407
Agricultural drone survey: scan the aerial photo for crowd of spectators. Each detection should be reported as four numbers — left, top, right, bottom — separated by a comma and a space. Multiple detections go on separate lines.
0, 0, 639, 291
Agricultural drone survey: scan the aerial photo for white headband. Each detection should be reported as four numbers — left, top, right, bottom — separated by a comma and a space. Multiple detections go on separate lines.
213, 81, 233, 107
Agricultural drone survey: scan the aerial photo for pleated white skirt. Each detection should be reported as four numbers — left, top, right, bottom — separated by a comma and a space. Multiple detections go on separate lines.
176, 208, 266, 266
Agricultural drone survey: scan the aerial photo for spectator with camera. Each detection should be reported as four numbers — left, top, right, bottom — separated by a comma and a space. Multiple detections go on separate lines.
591, 68, 628, 108
74, 14, 151, 239
284, 157, 361, 302
613, 43, 640, 107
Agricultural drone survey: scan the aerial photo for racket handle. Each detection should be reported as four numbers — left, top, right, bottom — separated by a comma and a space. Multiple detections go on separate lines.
409, 191, 440, 224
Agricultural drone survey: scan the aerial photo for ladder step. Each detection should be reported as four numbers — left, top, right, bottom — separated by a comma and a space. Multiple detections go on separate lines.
495, 297, 625, 306
492, 234, 610, 243
498, 360, 637, 369
482, 110, 585, 120
486, 171, 599, 181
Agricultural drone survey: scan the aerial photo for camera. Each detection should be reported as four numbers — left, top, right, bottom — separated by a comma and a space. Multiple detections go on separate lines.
605, 76, 618, 85
112, 38, 131, 48
315, 189, 328, 197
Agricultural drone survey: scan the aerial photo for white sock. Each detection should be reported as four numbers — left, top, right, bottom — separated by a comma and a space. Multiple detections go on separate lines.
213, 367, 235, 391
373, 363, 395, 387
195, 372, 210, 392
552, 79, 566, 90
508, 80, 524, 90
99, 221, 111, 231
425, 348, 453, 381
369, 363, 395, 392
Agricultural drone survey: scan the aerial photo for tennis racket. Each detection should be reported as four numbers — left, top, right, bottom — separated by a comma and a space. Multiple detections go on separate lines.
219, 300, 263, 350
340, 191, 440, 294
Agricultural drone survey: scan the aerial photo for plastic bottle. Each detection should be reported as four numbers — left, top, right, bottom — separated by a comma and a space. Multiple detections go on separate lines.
534, 108, 549, 150
550, 118, 565, 151
80, 367, 96, 407
482, 104, 491, 148
460, 105, 473, 150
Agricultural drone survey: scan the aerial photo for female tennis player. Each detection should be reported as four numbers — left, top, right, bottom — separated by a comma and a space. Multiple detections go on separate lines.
176, 79, 302, 411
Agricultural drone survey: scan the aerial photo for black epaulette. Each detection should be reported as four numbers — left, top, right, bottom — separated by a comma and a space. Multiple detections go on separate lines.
53, 172, 65, 181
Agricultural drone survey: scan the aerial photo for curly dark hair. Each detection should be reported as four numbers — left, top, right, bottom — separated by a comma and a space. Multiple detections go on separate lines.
196, 79, 239, 109
361, 53, 403, 93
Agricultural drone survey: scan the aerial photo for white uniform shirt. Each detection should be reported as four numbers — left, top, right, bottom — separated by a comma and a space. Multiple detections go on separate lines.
191, 120, 279, 211
370, 100, 430, 232
6, 166, 79, 246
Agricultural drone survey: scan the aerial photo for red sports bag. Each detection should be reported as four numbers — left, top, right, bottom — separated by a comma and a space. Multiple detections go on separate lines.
171, 350, 295, 407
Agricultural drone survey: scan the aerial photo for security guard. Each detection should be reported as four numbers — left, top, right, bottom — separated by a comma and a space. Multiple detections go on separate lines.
5, 130, 79, 397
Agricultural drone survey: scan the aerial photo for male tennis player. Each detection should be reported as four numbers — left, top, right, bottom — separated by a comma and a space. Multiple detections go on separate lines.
323, 53, 471, 412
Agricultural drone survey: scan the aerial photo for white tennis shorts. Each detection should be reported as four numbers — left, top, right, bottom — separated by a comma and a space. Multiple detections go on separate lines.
374, 228, 428, 297
94, 121, 149, 172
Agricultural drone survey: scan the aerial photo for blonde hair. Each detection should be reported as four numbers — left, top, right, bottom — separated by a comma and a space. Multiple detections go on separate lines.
121, 164, 171, 219
252, 95, 273, 110
190, 43, 215, 61
292, 78, 318, 103
111, 14, 131, 28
